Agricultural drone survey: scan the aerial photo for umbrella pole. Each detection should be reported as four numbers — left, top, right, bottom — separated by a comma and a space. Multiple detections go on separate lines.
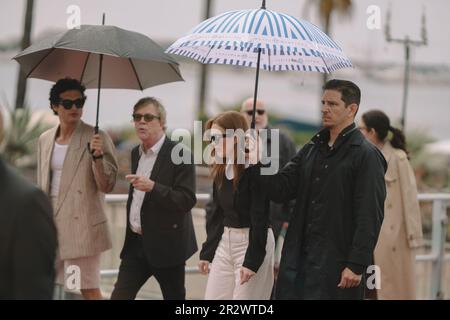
94, 53, 103, 134
94, 13, 106, 135
88, 53, 103, 154
251, 48, 262, 129
89, 13, 105, 155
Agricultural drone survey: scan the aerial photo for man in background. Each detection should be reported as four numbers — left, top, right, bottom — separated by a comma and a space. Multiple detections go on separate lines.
0, 109, 57, 299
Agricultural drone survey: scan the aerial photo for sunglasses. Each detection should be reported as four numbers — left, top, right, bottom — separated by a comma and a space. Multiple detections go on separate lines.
132, 113, 160, 122
59, 98, 85, 110
245, 110, 265, 116
209, 133, 230, 144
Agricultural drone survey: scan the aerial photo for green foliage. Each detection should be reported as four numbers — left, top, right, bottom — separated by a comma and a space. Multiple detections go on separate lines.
0, 107, 51, 168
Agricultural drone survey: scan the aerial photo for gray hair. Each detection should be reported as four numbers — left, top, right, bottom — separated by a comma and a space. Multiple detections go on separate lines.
133, 97, 167, 130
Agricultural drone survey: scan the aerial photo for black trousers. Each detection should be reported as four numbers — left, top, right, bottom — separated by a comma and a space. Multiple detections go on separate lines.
111, 234, 186, 300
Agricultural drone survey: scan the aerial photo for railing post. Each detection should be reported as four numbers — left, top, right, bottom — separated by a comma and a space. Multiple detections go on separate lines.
429, 199, 447, 299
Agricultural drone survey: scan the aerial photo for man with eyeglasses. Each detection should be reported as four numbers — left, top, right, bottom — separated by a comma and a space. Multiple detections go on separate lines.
36, 77, 118, 299
111, 97, 197, 300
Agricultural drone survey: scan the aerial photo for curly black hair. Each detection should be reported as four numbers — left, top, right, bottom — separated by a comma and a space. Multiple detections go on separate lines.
49, 78, 86, 115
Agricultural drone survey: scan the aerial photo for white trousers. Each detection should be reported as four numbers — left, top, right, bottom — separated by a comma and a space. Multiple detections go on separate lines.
204, 227, 275, 300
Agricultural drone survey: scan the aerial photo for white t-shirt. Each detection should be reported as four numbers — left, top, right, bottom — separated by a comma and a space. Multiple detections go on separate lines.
50, 142, 69, 197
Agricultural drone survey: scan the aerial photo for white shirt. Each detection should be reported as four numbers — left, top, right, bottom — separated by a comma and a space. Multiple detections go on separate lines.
50, 142, 69, 197
129, 134, 166, 234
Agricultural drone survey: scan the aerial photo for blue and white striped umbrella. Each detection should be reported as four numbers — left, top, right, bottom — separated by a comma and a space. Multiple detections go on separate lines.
166, 3, 352, 73
167, 0, 352, 128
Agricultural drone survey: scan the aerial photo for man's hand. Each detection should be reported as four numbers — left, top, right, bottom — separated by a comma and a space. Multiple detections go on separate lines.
337, 267, 362, 289
240, 266, 256, 285
126, 174, 155, 192
198, 260, 210, 275
89, 134, 104, 157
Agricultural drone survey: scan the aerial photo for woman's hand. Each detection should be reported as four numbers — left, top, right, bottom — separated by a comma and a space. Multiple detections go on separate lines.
198, 260, 210, 275
240, 266, 256, 284
245, 129, 263, 164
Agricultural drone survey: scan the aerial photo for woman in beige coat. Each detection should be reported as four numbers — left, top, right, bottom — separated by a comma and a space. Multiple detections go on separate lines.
359, 110, 423, 299
37, 78, 118, 299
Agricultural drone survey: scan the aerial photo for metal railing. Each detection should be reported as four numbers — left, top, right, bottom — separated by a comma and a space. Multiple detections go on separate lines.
100, 193, 210, 279
101, 192, 450, 300
416, 193, 450, 299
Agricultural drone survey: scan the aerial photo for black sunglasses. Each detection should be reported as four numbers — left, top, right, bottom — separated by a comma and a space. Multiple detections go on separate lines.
132, 113, 160, 122
246, 110, 265, 116
59, 98, 85, 110
209, 133, 229, 144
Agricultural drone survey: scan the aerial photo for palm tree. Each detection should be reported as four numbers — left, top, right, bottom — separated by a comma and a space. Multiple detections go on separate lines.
15, 0, 35, 110
302, 0, 352, 120
303, 0, 352, 83
197, 0, 213, 122
0, 106, 50, 169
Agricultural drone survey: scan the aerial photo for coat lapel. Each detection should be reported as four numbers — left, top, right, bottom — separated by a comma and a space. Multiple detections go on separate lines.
143, 138, 171, 202
149, 137, 171, 181
382, 141, 394, 165
41, 126, 59, 194
55, 121, 89, 215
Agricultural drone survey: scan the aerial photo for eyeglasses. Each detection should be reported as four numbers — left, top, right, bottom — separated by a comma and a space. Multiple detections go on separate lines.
59, 98, 85, 110
132, 113, 160, 122
245, 110, 265, 116
209, 133, 229, 144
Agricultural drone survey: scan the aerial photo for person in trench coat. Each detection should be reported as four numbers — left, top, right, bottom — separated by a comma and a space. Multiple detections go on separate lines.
256, 80, 387, 299
359, 110, 423, 299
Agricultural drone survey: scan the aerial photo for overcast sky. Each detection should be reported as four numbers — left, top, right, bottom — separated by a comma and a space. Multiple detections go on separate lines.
1, 0, 449, 65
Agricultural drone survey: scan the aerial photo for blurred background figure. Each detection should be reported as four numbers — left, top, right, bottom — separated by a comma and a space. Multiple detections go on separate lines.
240, 98, 296, 294
0, 109, 57, 300
36, 78, 118, 300
359, 110, 423, 300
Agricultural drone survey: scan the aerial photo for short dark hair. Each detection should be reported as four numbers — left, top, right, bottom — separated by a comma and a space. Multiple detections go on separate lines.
323, 79, 361, 107
49, 78, 86, 115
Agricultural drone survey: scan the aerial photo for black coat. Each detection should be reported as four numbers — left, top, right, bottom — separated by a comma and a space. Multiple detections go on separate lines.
264, 124, 387, 299
0, 158, 57, 299
265, 127, 297, 240
204, 127, 297, 241
120, 138, 198, 268
200, 165, 271, 272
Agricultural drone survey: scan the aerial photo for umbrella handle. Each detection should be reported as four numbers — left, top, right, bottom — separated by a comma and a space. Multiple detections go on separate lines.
87, 126, 100, 155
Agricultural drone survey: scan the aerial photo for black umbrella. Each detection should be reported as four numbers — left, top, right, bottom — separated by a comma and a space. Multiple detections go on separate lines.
13, 14, 183, 135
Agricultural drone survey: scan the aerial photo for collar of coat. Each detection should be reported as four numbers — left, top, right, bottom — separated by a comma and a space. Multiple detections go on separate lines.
310, 122, 363, 149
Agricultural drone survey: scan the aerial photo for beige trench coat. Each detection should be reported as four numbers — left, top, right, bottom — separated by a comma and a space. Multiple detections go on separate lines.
374, 142, 423, 299
37, 120, 118, 260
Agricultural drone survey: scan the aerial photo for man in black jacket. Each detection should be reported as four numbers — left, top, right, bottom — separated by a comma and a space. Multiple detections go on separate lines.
0, 112, 57, 299
261, 79, 387, 299
111, 97, 197, 300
